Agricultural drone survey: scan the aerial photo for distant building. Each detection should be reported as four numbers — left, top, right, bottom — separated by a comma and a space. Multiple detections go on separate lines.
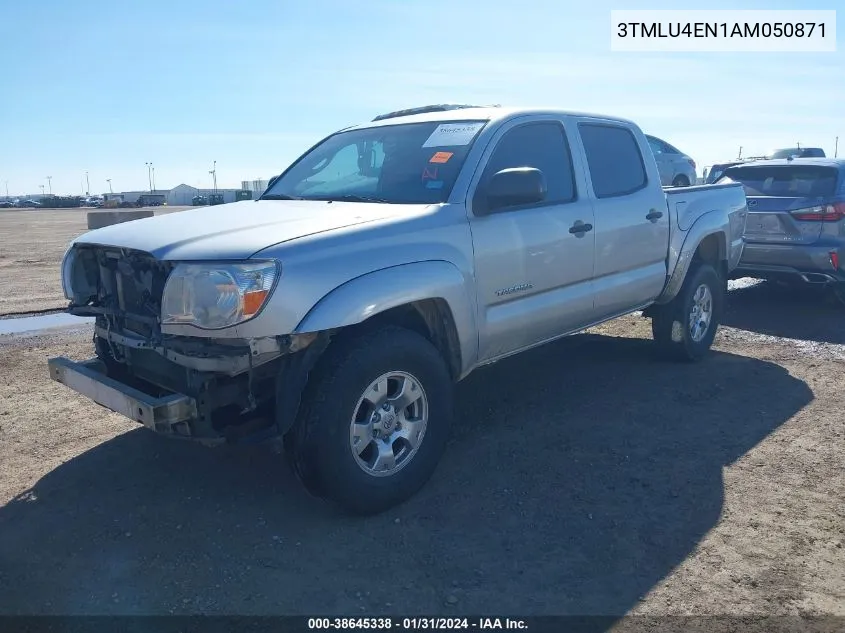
167, 185, 244, 205
243, 179, 269, 196
117, 189, 170, 205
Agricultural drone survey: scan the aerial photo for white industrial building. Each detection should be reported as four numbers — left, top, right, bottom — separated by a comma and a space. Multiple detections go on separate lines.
112, 178, 270, 206
243, 179, 269, 195
166, 184, 245, 206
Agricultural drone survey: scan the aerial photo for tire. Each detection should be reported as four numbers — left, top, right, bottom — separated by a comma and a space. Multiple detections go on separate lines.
651, 262, 724, 362
284, 326, 454, 515
672, 175, 690, 187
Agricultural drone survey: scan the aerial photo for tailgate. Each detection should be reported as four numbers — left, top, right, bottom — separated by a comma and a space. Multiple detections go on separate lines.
744, 196, 825, 245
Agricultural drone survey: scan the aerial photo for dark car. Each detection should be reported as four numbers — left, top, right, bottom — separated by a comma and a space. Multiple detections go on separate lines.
0, 201, 13, 208
705, 161, 745, 184
718, 158, 845, 303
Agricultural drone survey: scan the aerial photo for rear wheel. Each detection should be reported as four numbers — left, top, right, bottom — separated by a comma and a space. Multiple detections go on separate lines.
672, 175, 690, 187
651, 263, 724, 361
285, 326, 453, 515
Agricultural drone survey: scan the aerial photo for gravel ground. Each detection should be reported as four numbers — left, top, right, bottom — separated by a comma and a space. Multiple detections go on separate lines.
0, 281, 843, 621
0, 207, 189, 316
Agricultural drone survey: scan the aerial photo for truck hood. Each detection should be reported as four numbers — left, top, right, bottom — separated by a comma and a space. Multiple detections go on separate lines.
73, 199, 424, 260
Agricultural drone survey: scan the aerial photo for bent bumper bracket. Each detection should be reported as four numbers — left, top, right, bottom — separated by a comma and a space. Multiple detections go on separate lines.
47, 356, 197, 432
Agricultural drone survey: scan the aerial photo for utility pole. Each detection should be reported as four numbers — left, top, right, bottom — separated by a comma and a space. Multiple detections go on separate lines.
106, 179, 113, 194
46, 176, 52, 195
85, 171, 90, 196
209, 160, 218, 203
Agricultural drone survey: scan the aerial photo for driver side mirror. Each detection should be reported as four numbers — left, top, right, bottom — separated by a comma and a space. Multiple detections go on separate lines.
479, 167, 547, 214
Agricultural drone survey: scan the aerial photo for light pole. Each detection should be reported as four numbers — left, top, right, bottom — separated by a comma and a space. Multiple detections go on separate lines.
209, 160, 218, 203
46, 176, 52, 195
106, 179, 113, 194
836, 137, 839, 158
39, 184, 45, 198
145, 162, 153, 192
152, 166, 156, 191
85, 171, 90, 196
4, 181, 8, 201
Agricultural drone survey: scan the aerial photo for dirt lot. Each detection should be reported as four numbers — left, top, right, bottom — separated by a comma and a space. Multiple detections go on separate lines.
0, 281, 843, 621
0, 207, 190, 316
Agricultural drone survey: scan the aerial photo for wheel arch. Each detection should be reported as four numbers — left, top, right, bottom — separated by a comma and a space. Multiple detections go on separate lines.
294, 261, 478, 380
656, 212, 730, 305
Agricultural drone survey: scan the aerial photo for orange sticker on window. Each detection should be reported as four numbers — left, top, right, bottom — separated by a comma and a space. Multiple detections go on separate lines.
429, 151, 453, 164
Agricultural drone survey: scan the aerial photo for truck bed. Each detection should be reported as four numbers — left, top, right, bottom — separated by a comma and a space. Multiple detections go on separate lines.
664, 181, 748, 270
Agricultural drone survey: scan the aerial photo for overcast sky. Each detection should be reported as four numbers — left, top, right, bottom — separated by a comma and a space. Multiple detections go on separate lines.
0, 0, 842, 195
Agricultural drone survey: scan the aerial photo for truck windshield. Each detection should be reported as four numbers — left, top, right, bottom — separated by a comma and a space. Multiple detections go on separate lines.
262, 120, 487, 204
717, 165, 838, 197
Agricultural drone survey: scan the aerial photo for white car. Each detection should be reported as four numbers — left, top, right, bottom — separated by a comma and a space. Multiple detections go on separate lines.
646, 134, 698, 187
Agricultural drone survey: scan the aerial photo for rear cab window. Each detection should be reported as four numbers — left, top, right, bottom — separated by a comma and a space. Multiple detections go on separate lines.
717, 165, 839, 197
578, 123, 648, 198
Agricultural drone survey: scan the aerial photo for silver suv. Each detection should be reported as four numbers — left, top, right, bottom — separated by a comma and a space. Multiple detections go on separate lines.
719, 158, 845, 303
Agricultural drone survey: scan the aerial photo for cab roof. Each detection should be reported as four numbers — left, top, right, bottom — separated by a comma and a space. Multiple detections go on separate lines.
342, 105, 639, 132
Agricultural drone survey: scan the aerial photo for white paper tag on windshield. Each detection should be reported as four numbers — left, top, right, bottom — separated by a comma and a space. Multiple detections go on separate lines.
422, 122, 485, 148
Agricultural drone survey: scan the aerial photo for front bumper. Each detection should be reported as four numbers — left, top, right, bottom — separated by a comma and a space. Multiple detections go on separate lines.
46, 357, 214, 442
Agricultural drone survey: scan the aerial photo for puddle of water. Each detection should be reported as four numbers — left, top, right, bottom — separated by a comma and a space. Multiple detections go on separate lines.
0, 312, 94, 336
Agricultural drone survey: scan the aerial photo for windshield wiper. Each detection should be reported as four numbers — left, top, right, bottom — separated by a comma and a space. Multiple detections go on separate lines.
312, 194, 392, 203
261, 193, 302, 200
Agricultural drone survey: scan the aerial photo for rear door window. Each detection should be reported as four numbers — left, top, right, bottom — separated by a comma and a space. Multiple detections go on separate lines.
646, 136, 665, 154
718, 165, 839, 197
579, 124, 648, 198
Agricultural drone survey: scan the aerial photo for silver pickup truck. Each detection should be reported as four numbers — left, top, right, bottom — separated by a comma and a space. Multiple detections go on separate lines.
50, 105, 748, 514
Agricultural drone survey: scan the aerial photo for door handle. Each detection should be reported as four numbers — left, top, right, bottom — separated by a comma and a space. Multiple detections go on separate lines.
646, 209, 664, 221
569, 222, 593, 235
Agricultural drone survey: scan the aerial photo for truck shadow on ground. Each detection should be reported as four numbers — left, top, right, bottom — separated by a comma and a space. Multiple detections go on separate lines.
0, 335, 812, 622
723, 281, 844, 345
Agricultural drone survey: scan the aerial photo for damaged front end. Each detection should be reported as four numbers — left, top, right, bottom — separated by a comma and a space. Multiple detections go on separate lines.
49, 244, 326, 445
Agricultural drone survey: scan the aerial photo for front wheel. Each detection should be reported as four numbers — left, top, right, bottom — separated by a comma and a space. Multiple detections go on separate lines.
651, 263, 724, 362
285, 326, 454, 515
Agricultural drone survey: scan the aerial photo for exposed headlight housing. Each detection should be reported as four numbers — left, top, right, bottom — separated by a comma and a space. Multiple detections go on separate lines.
161, 261, 280, 330
61, 243, 77, 300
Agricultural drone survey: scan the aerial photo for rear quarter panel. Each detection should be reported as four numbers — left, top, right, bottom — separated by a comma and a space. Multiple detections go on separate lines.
657, 182, 748, 303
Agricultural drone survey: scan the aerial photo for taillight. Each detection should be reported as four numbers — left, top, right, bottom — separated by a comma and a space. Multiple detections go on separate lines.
790, 202, 845, 222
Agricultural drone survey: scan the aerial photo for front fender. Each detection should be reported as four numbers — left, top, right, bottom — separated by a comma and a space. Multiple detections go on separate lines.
657, 210, 729, 304
295, 261, 478, 376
